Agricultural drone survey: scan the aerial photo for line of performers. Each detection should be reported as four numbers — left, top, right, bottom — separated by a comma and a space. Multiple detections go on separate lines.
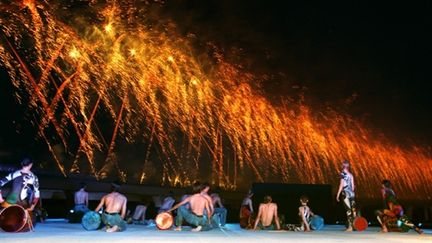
0, 159, 425, 234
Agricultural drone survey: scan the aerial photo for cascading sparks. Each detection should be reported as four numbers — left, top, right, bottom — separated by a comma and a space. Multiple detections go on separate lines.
0, 1, 431, 200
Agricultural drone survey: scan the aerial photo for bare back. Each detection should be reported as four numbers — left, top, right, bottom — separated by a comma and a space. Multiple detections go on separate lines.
96, 192, 127, 218
189, 193, 210, 216
258, 203, 278, 226
74, 189, 88, 205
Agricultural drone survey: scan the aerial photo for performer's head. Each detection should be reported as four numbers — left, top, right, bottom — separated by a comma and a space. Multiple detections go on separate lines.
20, 158, 34, 169
342, 160, 350, 169
263, 195, 272, 203
300, 195, 309, 205
192, 181, 202, 194
200, 182, 210, 194
111, 182, 121, 192
382, 179, 391, 189
80, 182, 87, 190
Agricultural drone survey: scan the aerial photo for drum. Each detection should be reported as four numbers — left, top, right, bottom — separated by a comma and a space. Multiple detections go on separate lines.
353, 216, 368, 231
310, 215, 324, 230
0, 204, 29, 232
155, 212, 173, 230
81, 211, 101, 231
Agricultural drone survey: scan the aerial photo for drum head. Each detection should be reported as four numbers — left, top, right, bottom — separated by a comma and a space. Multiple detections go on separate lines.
353, 216, 368, 231
81, 211, 101, 231
155, 212, 173, 230
310, 215, 324, 230
0, 205, 27, 232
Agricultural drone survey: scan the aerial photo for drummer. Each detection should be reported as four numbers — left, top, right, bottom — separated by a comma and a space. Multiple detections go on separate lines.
0, 158, 40, 211
94, 182, 127, 232
167, 182, 213, 232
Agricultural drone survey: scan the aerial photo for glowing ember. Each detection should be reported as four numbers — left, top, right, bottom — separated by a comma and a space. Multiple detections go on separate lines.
0, 1, 431, 200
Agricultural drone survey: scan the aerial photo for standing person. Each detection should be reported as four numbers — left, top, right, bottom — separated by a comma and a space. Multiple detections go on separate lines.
94, 182, 127, 232
211, 193, 227, 226
240, 191, 254, 229
336, 160, 356, 231
253, 195, 281, 230
0, 158, 40, 211
375, 180, 423, 234
167, 182, 213, 232
74, 182, 89, 213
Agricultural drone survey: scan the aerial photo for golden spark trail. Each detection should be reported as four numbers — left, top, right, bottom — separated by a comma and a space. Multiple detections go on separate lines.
0, 1, 431, 200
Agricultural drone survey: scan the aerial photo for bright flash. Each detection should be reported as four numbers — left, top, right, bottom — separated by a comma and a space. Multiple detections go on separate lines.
69, 48, 80, 59
167, 56, 174, 62
104, 23, 113, 33
129, 49, 136, 56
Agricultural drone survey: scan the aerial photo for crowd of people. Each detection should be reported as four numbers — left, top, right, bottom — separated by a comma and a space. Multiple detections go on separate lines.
0, 158, 425, 234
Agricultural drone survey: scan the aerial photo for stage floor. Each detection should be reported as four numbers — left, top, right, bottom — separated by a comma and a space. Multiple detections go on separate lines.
1, 220, 431, 243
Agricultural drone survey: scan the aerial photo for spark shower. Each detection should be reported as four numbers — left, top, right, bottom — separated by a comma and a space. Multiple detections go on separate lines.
0, 1, 431, 199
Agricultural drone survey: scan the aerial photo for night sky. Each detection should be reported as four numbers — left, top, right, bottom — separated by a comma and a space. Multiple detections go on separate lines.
0, 0, 431, 164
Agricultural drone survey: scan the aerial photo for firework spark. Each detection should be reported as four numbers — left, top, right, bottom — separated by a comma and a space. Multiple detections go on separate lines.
0, 1, 431, 199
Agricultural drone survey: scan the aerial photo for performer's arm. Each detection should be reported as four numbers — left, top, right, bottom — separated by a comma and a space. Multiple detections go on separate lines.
95, 196, 105, 212
216, 197, 224, 208
29, 175, 40, 211
167, 196, 191, 213
299, 207, 310, 231
85, 192, 89, 207
253, 204, 263, 230
351, 174, 355, 192
336, 178, 344, 202
121, 197, 127, 219
205, 200, 212, 223
248, 199, 253, 213
274, 204, 281, 230
0, 171, 18, 202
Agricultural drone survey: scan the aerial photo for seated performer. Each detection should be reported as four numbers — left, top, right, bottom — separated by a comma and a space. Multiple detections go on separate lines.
74, 182, 90, 213
167, 183, 213, 232
211, 193, 227, 226
336, 160, 356, 231
158, 191, 175, 213
298, 195, 314, 231
130, 200, 149, 224
375, 180, 423, 234
240, 191, 254, 229
253, 195, 281, 230
95, 182, 127, 232
0, 158, 40, 211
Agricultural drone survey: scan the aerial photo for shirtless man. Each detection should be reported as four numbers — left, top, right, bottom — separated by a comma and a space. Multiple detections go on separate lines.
336, 160, 356, 231
253, 195, 281, 230
167, 183, 212, 232
74, 182, 89, 213
211, 193, 227, 226
95, 183, 127, 232
159, 191, 175, 213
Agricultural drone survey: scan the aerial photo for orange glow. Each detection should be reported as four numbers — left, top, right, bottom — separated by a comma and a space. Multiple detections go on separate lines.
0, 2, 431, 200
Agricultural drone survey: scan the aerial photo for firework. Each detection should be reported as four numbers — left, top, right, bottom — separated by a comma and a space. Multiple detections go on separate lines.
0, 1, 431, 199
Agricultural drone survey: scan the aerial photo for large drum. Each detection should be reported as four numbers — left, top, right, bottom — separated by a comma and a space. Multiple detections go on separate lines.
353, 216, 368, 231
310, 215, 324, 230
81, 211, 101, 231
155, 212, 173, 230
0, 204, 31, 232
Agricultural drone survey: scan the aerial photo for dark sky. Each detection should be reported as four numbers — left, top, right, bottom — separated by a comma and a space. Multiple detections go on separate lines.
160, 0, 432, 145
1, 0, 431, 163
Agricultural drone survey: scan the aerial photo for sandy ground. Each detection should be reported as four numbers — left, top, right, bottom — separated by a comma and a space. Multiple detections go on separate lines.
1, 219, 431, 243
